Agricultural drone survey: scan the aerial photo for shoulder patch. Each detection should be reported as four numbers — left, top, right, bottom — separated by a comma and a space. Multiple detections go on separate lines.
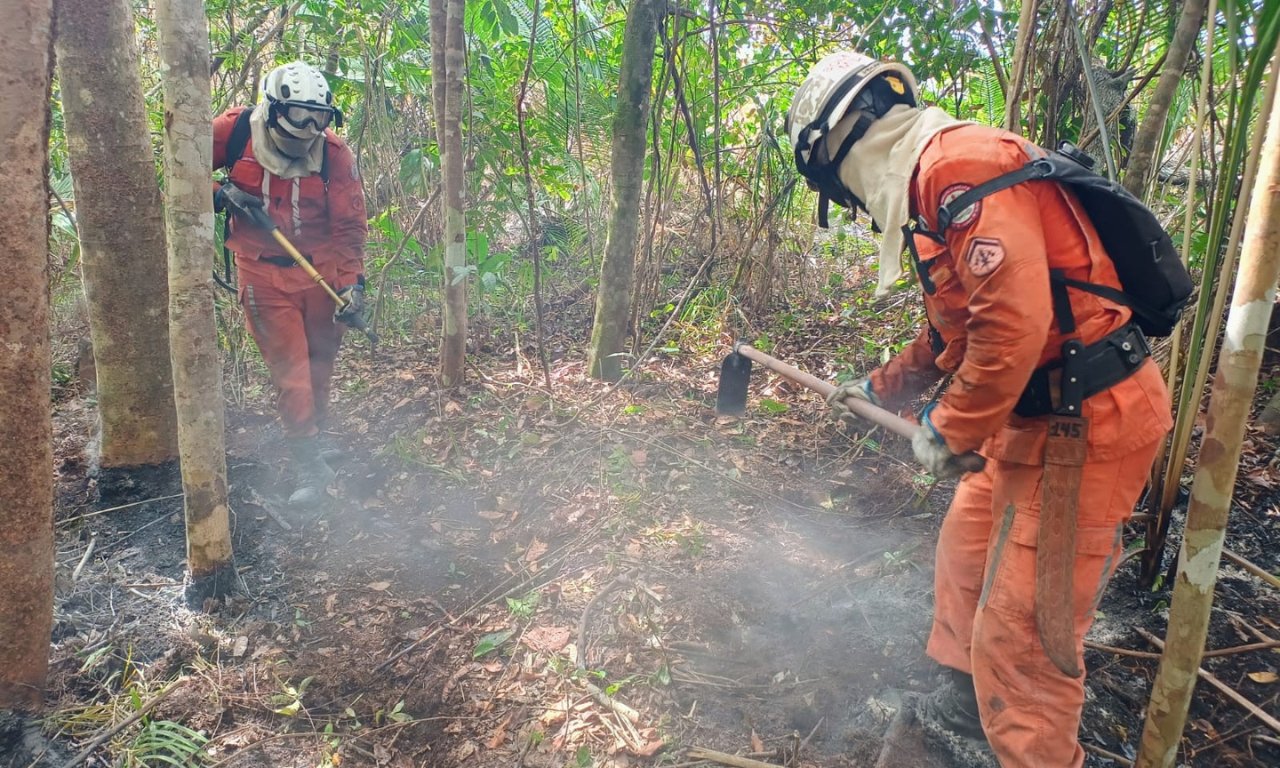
940, 183, 980, 229
965, 238, 1005, 277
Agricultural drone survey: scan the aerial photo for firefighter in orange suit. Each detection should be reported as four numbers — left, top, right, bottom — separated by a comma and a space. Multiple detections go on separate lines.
786, 51, 1172, 766
213, 61, 368, 508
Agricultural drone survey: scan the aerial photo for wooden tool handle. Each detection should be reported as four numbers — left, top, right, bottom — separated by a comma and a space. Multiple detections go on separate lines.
734, 343, 986, 474
270, 229, 347, 308
734, 344, 917, 439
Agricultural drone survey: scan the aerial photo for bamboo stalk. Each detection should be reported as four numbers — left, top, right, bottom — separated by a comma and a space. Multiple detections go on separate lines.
685, 747, 782, 768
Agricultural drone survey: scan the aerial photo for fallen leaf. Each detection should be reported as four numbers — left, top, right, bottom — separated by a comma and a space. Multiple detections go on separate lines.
522, 625, 573, 653
1248, 671, 1278, 684
751, 729, 764, 752
630, 449, 648, 466
232, 636, 249, 658
367, 581, 392, 592
524, 537, 548, 564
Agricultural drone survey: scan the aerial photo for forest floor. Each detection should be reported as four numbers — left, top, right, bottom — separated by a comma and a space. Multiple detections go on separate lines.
15, 289, 1280, 768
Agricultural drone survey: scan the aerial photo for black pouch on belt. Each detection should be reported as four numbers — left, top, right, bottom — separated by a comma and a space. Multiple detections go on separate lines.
1015, 324, 1150, 418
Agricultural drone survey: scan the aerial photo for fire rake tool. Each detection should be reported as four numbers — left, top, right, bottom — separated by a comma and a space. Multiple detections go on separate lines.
715, 342, 985, 475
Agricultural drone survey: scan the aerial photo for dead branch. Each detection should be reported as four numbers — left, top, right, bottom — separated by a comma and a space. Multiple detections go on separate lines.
686, 746, 784, 768
59, 679, 181, 768
1222, 549, 1280, 590
1135, 627, 1280, 737
1082, 742, 1134, 766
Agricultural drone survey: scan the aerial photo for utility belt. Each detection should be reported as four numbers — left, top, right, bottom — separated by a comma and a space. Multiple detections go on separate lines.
1014, 323, 1150, 418
260, 253, 314, 268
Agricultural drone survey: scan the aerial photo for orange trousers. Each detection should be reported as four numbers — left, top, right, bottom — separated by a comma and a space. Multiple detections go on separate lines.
926, 437, 1161, 767
240, 281, 345, 439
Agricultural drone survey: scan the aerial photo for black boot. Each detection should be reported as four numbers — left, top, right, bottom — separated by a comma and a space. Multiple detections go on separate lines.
288, 437, 336, 508
316, 435, 346, 463
913, 668, 985, 740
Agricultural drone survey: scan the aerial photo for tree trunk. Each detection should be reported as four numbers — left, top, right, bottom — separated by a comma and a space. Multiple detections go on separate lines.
0, 0, 55, 712
56, 0, 179, 482
1002, 0, 1041, 133
436, 0, 467, 386
587, 0, 661, 381
155, 0, 234, 603
1123, 0, 1209, 199
1134, 42, 1280, 768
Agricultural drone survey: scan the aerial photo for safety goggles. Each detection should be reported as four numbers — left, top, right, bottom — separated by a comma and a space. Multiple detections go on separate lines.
278, 102, 342, 131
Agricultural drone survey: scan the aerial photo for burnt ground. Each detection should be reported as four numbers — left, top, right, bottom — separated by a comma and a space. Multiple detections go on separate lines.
14, 308, 1280, 768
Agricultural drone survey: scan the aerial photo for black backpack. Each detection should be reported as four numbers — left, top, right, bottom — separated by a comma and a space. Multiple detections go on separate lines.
213, 109, 330, 291
918, 142, 1193, 337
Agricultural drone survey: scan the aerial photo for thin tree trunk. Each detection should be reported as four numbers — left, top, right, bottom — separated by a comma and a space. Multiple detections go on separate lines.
587, 0, 661, 381
1123, 0, 1210, 199
0, 0, 55, 712
1003, 0, 1041, 133
1135, 42, 1280, 768
57, 0, 179, 483
155, 0, 234, 603
437, 0, 467, 386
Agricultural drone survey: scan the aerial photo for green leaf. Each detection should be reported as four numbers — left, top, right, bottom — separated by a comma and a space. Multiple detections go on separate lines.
759, 398, 789, 414
473, 629, 515, 658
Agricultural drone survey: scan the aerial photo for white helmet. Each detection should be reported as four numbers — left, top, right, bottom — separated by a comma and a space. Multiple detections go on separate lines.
262, 61, 343, 135
785, 51, 918, 226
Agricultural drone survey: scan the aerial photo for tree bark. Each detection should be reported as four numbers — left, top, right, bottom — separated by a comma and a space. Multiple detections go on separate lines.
437, 0, 467, 386
587, 0, 661, 381
155, 0, 234, 602
0, 0, 55, 712
1123, 0, 1209, 199
56, 0, 179, 477
1135, 40, 1280, 768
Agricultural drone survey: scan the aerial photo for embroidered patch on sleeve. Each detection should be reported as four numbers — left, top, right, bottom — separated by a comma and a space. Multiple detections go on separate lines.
940, 183, 981, 228
965, 237, 1006, 277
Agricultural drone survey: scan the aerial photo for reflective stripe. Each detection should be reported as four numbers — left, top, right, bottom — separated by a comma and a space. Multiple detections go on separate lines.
291, 178, 301, 236
978, 503, 1017, 609
246, 285, 266, 338
1086, 523, 1126, 616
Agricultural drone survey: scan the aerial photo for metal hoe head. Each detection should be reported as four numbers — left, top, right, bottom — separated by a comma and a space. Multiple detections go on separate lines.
715, 349, 753, 415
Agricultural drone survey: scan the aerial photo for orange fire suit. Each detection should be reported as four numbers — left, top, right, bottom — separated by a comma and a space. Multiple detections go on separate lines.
212, 107, 368, 439
867, 125, 1172, 767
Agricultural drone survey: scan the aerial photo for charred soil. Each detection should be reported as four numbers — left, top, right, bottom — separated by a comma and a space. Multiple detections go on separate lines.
33, 324, 1280, 768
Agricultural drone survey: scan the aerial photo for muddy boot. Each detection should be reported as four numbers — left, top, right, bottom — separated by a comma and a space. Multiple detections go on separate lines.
913, 668, 985, 741
288, 437, 336, 508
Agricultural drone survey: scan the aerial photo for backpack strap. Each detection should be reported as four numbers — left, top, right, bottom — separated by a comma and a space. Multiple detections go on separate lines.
934, 162, 1049, 230
223, 108, 254, 171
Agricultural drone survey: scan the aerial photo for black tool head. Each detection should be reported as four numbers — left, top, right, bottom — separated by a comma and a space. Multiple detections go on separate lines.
715, 351, 753, 415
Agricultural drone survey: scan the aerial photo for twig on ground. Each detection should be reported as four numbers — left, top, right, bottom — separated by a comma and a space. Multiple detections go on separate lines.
1222, 549, 1280, 590
1082, 742, 1134, 766
261, 504, 293, 531
685, 746, 784, 768
59, 679, 181, 768
1202, 639, 1280, 657
376, 625, 446, 672
1086, 638, 1280, 660
1084, 640, 1161, 659
576, 573, 643, 725
58, 494, 184, 526
1135, 627, 1280, 737
71, 534, 97, 581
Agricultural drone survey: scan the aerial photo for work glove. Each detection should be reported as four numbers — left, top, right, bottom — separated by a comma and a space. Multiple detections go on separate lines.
334, 282, 366, 325
826, 376, 880, 422
214, 183, 263, 215
912, 405, 962, 479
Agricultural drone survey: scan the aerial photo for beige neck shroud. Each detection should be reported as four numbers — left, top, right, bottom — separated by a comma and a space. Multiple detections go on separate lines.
249, 101, 326, 180
828, 105, 969, 296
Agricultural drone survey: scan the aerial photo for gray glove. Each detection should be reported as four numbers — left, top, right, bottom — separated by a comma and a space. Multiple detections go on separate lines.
912, 408, 962, 479
826, 376, 880, 421
214, 183, 263, 215
334, 283, 366, 324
